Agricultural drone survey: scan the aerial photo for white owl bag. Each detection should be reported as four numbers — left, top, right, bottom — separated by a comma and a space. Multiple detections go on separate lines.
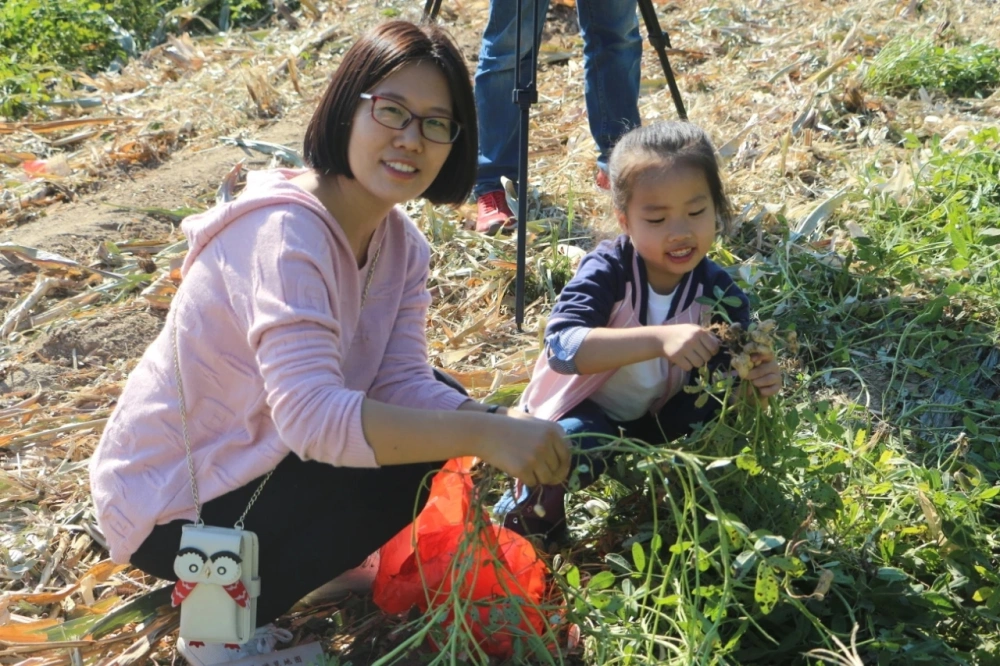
169, 311, 271, 646
172, 524, 260, 644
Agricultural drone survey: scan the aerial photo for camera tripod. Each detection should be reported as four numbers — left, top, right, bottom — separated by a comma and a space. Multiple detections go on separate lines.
423, 0, 687, 328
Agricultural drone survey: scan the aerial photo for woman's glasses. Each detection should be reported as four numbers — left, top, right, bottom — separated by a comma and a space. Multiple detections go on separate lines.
359, 93, 461, 144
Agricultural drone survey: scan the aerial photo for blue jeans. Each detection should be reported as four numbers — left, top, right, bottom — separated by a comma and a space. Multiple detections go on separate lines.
473, 0, 642, 197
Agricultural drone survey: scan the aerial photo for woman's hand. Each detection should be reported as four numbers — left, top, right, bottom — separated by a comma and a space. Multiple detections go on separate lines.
656, 324, 721, 371
477, 417, 570, 487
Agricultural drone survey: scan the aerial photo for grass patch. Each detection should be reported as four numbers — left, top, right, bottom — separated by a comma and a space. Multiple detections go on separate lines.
866, 36, 1000, 98
0, 0, 296, 119
0, 0, 125, 72
0, 0, 127, 117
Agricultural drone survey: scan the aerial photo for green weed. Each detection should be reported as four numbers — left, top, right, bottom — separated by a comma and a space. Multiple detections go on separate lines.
866, 36, 1000, 98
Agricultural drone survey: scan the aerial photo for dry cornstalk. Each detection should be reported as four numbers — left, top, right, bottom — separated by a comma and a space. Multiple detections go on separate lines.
0, 278, 77, 339
0, 390, 41, 420
22, 291, 103, 332
0, 418, 109, 452
268, 26, 341, 80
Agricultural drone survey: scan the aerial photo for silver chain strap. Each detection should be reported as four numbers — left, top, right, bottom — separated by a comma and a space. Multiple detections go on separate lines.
171, 317, 205, 525
170, 238, 383, 528
360, 241, 382, 306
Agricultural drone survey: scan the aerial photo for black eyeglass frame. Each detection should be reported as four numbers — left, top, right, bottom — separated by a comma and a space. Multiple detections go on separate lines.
358, 93, 462, 144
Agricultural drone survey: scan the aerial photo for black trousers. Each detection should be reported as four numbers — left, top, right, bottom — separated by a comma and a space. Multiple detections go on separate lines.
131, 370, 465, 624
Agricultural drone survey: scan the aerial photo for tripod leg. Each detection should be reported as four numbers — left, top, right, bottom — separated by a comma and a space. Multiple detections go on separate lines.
422, 0, 443, 22
636, 0, 687, 120
514, 0, 543, 330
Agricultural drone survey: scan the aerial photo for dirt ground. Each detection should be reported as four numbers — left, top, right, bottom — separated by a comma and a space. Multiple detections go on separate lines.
2, 108, 311, 259
1, 108, 312, 396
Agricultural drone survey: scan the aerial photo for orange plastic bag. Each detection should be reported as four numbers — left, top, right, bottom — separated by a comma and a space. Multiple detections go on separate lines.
373, 458, 549, 658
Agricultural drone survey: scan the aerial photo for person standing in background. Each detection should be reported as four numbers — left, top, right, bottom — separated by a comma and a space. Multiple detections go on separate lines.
473, 0, 642, 234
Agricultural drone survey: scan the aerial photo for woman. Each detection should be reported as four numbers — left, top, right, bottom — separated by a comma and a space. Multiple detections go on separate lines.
89, 20, 570, 666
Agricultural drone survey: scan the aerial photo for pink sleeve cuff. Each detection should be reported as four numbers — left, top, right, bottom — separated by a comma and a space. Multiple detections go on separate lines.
439, 386, 470, 412
333, 391, 380, 468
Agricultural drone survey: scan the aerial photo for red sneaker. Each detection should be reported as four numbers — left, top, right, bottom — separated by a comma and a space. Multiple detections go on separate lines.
475, 190, 516, 235
595, 168, 611, 191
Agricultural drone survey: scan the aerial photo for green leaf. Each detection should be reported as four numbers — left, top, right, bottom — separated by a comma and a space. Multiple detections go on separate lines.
947, 219, 969, 258
978, 486, 1000, 501
693, 585, 723, 599
669, 540, 694, 555
920, 592, 956, 612
736, 452, 763, 475
914, 296, 947, 324
942, 519, 977, 548
754, 562, 780, 614
605, 553, 632, 574
767, 556, 807, 577
588, 591, 612, 609
973, 587, 994, 603
588, 571, 616, 591
695, 546, 713, 572
722, 296, 743, 307
632, 542, 646, 573
875, 567, 908, 582
566, 565, 581, 589
752, 534, 786, 552
733, 550, 759, 579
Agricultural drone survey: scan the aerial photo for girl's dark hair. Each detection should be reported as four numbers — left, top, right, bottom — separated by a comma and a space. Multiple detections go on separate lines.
608, 121, 733, 233
303, 20, 477, 205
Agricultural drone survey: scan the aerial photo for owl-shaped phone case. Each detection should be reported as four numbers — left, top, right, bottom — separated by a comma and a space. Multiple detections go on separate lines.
171, 524, 261, 645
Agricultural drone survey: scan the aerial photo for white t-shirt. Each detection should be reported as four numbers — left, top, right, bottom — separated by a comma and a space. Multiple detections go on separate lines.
590, 286, 675, 422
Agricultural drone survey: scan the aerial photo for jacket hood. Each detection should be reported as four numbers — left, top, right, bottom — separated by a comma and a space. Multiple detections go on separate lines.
180, 168, 324, 276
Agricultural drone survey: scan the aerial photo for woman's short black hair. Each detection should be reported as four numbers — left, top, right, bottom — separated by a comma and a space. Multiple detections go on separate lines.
303, 20, 477, 205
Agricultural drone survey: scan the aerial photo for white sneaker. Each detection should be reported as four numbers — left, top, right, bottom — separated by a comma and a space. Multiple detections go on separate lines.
177, 624, 293, 666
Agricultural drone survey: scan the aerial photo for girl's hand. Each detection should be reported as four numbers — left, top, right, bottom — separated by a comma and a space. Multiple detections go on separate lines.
478, 418, 570, 487
656, 324, 721, 371
739, 351, 782, 406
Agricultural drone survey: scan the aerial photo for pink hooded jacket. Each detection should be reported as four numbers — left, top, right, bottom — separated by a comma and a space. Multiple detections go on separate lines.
89, 169, 467, 563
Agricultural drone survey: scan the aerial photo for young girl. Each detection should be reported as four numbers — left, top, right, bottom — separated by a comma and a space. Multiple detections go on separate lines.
89, 21, 569, 666
498, 121, 781, 540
